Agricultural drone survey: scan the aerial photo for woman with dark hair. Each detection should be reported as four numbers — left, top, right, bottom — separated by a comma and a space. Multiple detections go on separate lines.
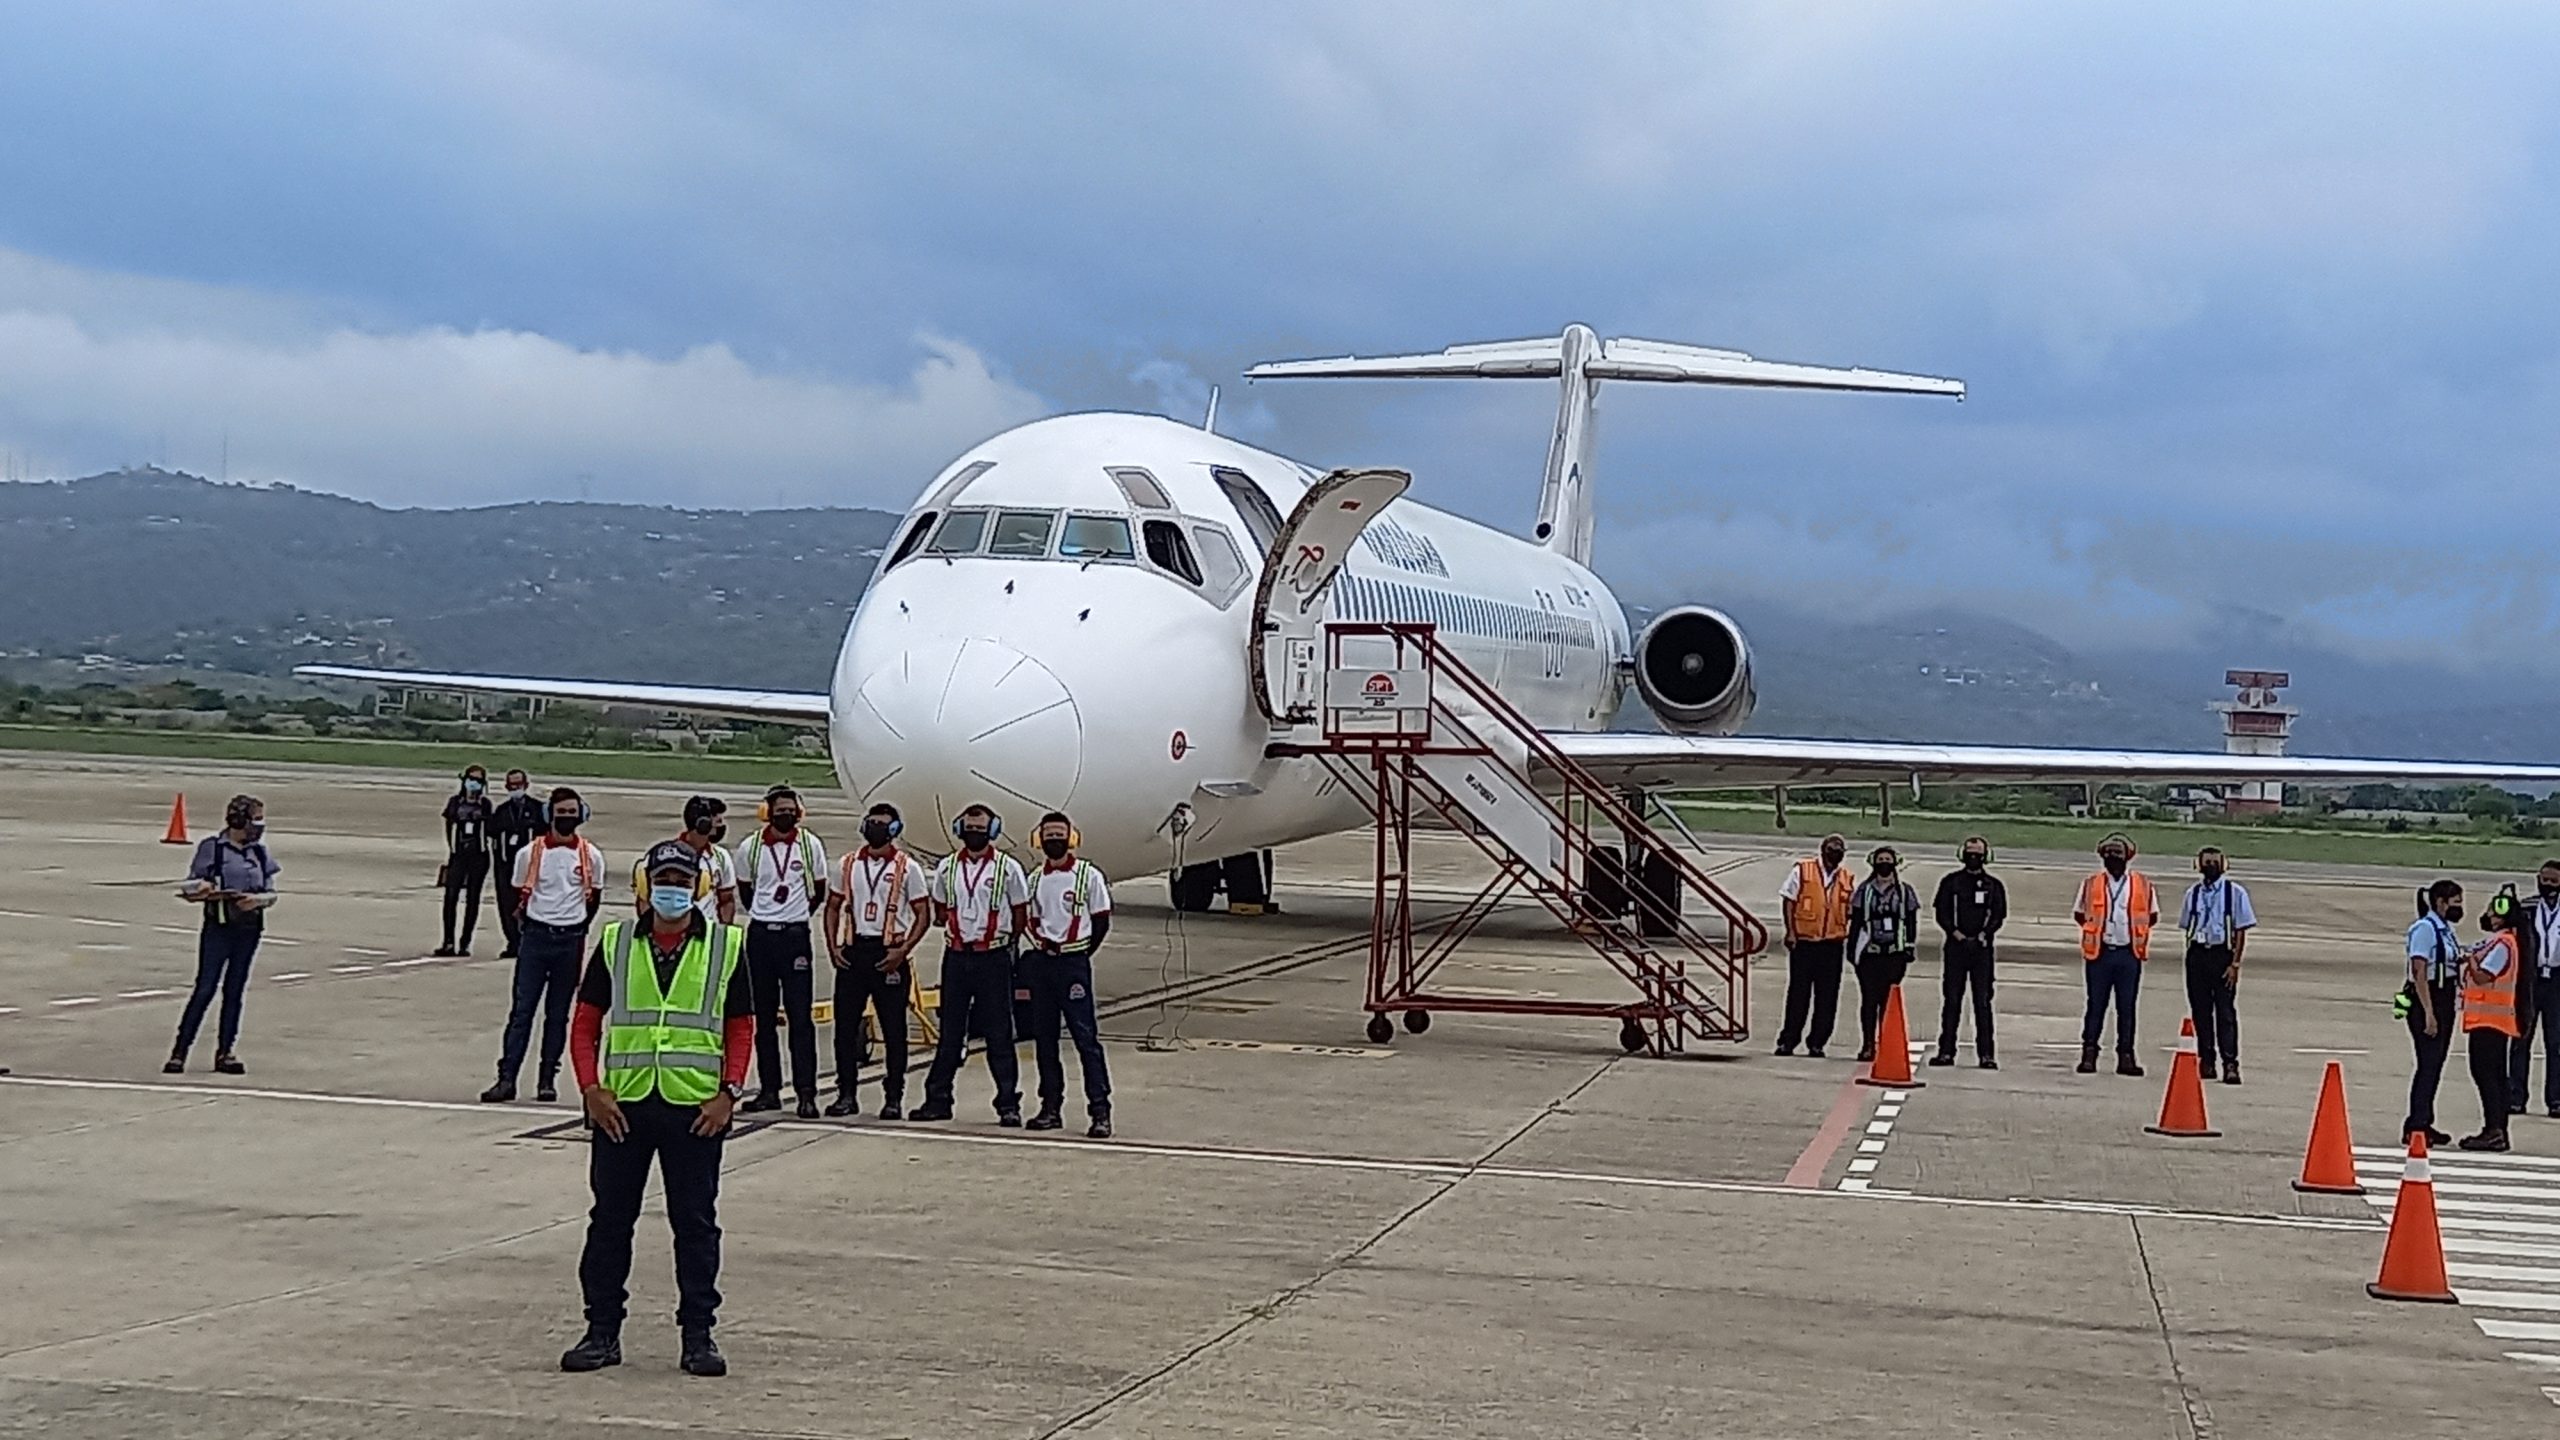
169, 794, 278, 1075
438, 764, 494, 956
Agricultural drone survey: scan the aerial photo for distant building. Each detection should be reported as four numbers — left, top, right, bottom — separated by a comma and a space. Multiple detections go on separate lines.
2214, 670, 2297, 816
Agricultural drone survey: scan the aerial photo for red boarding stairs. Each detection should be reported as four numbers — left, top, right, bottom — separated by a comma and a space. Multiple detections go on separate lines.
1277, 622, 1765, 1055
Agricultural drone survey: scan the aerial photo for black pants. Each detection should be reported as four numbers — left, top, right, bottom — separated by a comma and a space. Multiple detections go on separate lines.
1776, 938, 1845, 1051
2403, 980, 2461, 1135
1854, 949, 1912, 1050
2470, 1026, 2513, 1135
493, 845, 528, 954
746, 921, 818, 1102
2183, 944, 2239, 1069
579, 1095, 725, 1334
176, 918, 262, 1053
442, 848, 489, 950
834, 937, 910, 1104
497, 918, 584, 1083
2509, 970, 2560, 1114
1936, 939, 1995, 1060
924, 945, 1020, 1113
2082, 946, 2142, 1054
1025, 948, 1112, 1116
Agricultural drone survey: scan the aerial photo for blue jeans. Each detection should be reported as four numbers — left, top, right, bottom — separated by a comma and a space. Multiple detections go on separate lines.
177, 919, 262, 1053
497, 919, 585, 1082
2081, 945, 2142, 1053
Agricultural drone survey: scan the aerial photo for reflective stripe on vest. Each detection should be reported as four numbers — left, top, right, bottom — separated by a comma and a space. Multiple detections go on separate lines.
1790, 860, 1854, 942
599, 919, 743, 1104
840, 848, 914, 945
941, 853, 1010, 947
740, 832, 820, 891
1050, 860, 1097, 949
2463, 932, 2522, 1038
2078, 872, 2154, 961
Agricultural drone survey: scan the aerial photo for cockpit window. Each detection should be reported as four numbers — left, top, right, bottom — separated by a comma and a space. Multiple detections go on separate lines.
1212, 467, 1287, 556
888, 512, 936, 567
920, 460, 995, 512
988, 509, 1057, 557
1143, 519, 1203, 585
1190, 522, 1248, 602
1109, 467, 1174, 511
1059, 514, 1136, 561
926, 508, 990, 555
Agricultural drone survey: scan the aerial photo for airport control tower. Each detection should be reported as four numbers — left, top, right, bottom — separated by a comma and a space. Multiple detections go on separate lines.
2215, 669, 2296, 815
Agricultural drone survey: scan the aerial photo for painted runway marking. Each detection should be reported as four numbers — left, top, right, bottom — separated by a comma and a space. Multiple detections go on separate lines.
116, 988, 172, 1000
2367, 1151, 2560, 1402
67, 916, 124, 929
153, 925, 194, 936
344, 946, 391, 957
2293, 1047, 2371, 1056
49, 997, 99, 1007
267, 972, 310, 983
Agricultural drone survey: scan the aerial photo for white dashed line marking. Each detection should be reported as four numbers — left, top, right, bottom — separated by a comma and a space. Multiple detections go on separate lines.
1864, 1120, 1894, 1136
68, 916, 125, 928
2368, 1152, 2560, 1402
1856, 1139, 1886, 1154
2294, 1047, 2370, 1055
268, 973, 309, 983
50, 997, 100, 1008
1847, 1158, 1878, 1175
344, 946, 390, 957
116, 989, 173, 1000
327, 965, 369, 974
385, 957, 438, 968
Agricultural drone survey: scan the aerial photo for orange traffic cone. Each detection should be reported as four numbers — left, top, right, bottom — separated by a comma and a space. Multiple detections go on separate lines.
2367, 1132, 2457, 1303
1858, 984, 1925, 1089
160, 793, 189, 845
2292, 1060, 2366, 1195
2145, 1016, 2220, 1138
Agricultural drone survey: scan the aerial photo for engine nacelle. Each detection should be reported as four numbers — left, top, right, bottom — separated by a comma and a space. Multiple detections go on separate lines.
1632, 605, 1756, 735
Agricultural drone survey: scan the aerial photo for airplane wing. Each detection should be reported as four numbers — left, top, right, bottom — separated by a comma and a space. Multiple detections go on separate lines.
1544, 732, 2560, 790
292, 665, 830, 726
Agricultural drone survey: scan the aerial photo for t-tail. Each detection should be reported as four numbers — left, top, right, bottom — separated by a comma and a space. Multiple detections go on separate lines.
1245, 323, 1963, 566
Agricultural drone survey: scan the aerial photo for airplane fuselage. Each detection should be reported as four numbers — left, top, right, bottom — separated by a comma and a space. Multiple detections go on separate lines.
827, 411, 1631, 876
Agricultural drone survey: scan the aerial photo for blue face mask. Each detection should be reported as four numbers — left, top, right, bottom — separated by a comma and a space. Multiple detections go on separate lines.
649, 885, 694, 920
464, 778, 485, 795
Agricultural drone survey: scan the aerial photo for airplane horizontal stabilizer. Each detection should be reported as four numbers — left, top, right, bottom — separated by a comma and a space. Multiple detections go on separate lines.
293, 665, 830, 726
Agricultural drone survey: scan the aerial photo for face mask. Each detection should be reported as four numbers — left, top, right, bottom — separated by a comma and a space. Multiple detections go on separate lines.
1821, 850, 1844, 868
2541, 883, 2559, 901
2199, 864, 2224, 882
2102, 854, 2128, 875
1041, 837, 1071, 860
552, 813, 583, 835
709, 822, 728, 845
770, 810, 800, 832
960, 827, 992, 852
464, 778, 484, 795
863, 820, 895, 847
1961, 854, 1985, 870
242, 820, 266, 842
649, 885, 695, 920
1874, 865, 1896, 879
2446, 905, 2466, 924
506, 785, 527, 798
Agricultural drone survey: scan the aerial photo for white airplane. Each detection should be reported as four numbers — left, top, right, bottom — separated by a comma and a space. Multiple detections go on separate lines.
302, 324, 2560, 904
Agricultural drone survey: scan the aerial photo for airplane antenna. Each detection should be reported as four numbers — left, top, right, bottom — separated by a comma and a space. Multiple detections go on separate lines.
1202, 386, 1220, 435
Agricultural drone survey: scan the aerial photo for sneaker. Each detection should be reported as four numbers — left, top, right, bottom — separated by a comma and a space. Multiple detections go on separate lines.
1773, 1043, 1797, 1057
1025, 1109, 1064, 1132
1855, 1045, 1876, 1064
2458, 1131, 2512, 1153
2115, 1054, 2144, 1078
1978, 1057, 2000, 1070
794, 1096, 820, 1120
559, 1327, 621, 1373
2426, 1126, 2454, 1147
680, 1331, 727, 1377
1926, 1052, 1955, 1068
1087, 1111, 1114, 1140
824, 1092, 861, 1118
213, 1053, 246, 1076
879, 1101, 904, 1121
2076, 1046, 2099, 1075
163, 1049, 186, 1074
2197, 1063, 2218, 1083
1806, 1046, 1827, 1059
906, 1104, 952, 1123
997, 1109, 1023, 1129
2220, 1064, 2242, 1086
479, 1079, 517, 1104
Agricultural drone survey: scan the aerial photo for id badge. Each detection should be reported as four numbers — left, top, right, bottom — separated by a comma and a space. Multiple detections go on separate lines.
863, 902, 879, 924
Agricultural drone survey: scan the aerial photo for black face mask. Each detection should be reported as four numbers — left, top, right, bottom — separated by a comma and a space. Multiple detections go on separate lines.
2541, 883, 2559, 901
1821, 850, 1845, 868
2199, 864, 2224, 882
2102, 855, 2129, 876
709, 823, 727, 845
862, 821, 895, 847
959, 828, 992, 852
1874, 865, 1896, 879
552, 813, 582, 835
1961, 854, 1986, 871
770, 811, 800, 832
1041, 837, 1070, 860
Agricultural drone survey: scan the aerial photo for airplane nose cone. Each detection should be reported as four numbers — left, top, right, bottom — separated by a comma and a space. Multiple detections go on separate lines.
839, 638, 1082, 826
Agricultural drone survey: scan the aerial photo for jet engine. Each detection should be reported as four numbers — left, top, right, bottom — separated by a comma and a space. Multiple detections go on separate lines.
1632, 606, 1755, 735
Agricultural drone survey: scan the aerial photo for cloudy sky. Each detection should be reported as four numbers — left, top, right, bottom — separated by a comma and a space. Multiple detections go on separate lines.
2, 3, 2557, 665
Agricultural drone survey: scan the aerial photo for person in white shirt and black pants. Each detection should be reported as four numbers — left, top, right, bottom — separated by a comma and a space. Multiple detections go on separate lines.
1024, 811, 1114, 1138
484, 788, 602, 1105
2179, 847, 2256, 1086
820, 803, 933, 1120
911, 804, 1032, 1126
2403, 879, 2467, 1146
733, 785, 828, 1119
2511, 860, 2560, 1119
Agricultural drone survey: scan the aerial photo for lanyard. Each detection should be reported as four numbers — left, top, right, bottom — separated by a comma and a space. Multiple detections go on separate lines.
763, 839, 798, 905
951, 855, 1001, 945
855, 851, 901, 928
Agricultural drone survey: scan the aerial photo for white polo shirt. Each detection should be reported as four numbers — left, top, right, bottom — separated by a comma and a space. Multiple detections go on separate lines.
630, 842, 734, 921
1031, 859, 1112, 950
736, 831, 827, 924
935, 850, 1031, 946
512, 836, 604, 926
2101, 875, 2135, 947
841, 847, 933, 939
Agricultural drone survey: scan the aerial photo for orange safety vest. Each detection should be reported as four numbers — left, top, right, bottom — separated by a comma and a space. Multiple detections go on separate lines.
838, 848, 916, 946
1788, 859, 1855, 943
2077, 871, 2156, 962
517, 834, 599, 917
2463, 932, 2522, 1037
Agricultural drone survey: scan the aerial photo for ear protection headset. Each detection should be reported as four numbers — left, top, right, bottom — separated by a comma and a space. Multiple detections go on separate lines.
1960, 835, 1992, 862
549, 788, 590, 825
2488, 884, 2520, 922
2099, 832, 2137, 858
1868, 845, 1899, 866
866, 809, 904, 840
952, 808, 1004, 841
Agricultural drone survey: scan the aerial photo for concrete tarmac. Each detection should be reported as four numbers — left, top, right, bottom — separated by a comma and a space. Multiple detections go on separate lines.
2, 752, 2556, 1437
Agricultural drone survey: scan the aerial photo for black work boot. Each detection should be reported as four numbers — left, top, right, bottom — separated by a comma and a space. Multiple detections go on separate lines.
2116, 1051, 2144, 1078
163, 1046, 187, 1074
878, 1098, 904, 1121
536, 1068, 559, 1103
824, 1090, 861, 1118
2076, 1044, 2099, 1074
559, 1326, 621, 1372
1926, 1049, 1955, 1068
1087, 1107, 1113, 1140
997, 1108, 1024, 1128
2221, 1062, 2242, 1086
907, 1103, 952, 1122
479, 1078, 517, 1104
680, 1330, 727, 1377
1025, 1107, 1064, 1132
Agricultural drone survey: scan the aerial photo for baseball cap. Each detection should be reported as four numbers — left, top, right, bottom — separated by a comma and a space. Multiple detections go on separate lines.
643, 840, 703, 883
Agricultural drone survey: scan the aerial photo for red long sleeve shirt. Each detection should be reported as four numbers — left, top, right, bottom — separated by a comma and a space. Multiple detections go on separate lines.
569, 918, 756, 1093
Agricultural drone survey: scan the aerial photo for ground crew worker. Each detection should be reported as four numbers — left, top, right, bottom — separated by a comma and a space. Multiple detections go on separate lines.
2460, 888, 2525, 1152
1929, 837, 2005, 1069
1773, 834, 1855, 1058
1848, 846, 1919, 1064
732, 785, 826, 1119
911, 804, 1031, 1126
1024, 811, 1115, 1138
484, 787, 602, 1105
2515, 861, 2560, 1120
560, 841, 752, 1378
2402, 878, 2466, 1146
166, 794, 277, 1076
490, 768, 544, 960
2073, 833, 2155, 1077
438, 764, 494, 956
2179, 847, 2256, 1085
820, 802, 932, 1119
636, 797, 738, 926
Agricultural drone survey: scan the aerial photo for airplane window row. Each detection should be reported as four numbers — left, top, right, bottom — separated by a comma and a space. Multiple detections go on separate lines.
889, 504, 1250, 608
1334, 572, 1599, 651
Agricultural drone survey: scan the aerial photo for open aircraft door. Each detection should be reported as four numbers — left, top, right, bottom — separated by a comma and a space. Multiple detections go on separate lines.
1249, 467, 1411, 724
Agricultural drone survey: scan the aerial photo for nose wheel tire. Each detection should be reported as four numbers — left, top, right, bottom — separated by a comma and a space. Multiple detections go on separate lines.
1619, 1018, 1649, 1054
1402, 1009, 1431, 1034
1365, 1014, 1395, 1045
